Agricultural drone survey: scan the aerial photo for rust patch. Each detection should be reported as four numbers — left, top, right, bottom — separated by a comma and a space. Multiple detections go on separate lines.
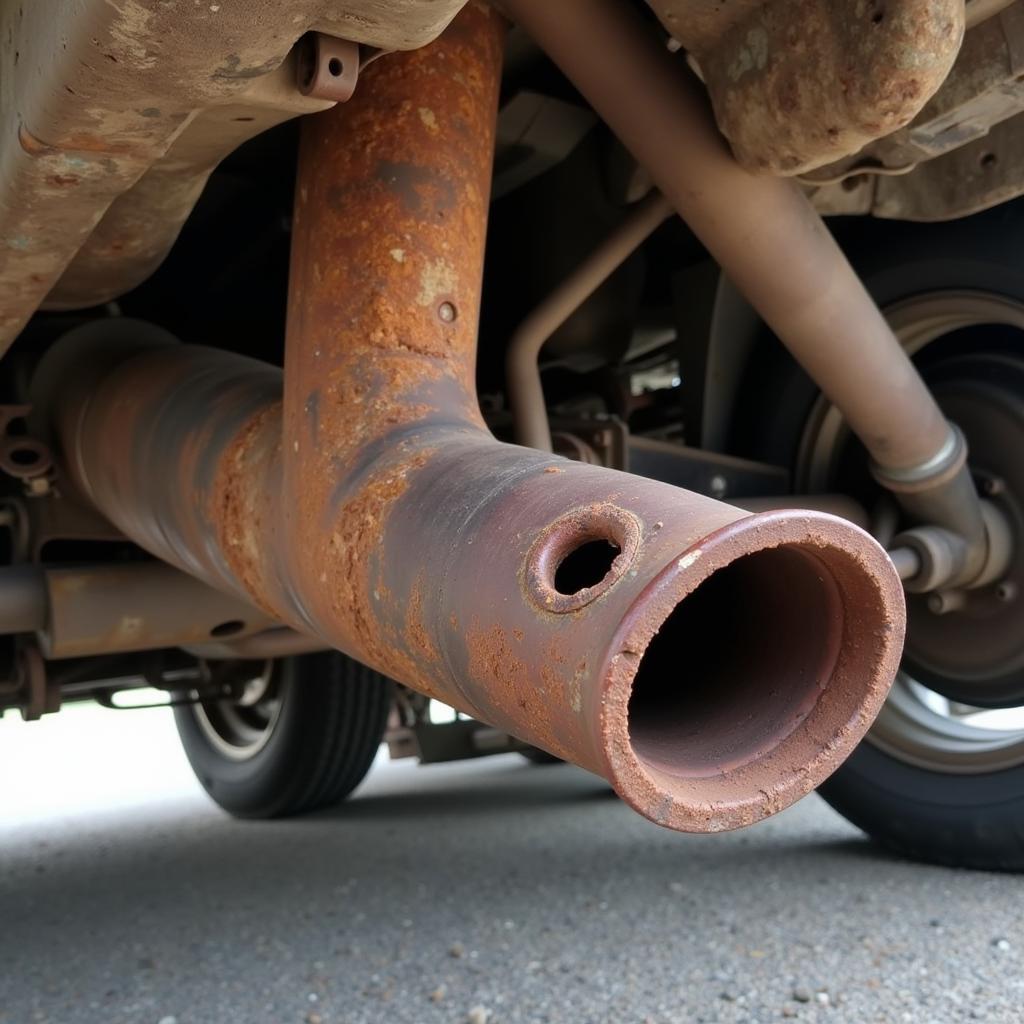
317, 448, 435, 675
522, 503, 642, 614
211, 401, 282, 618
0, 0, 468, 350
405, 571, 442, 667
646, 0, 965, 174
464, 619, 562, 754
374, 160, 458, 219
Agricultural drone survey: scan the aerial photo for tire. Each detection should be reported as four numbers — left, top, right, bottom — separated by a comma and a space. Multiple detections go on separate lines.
174, 651, 391, 819
729, 197, 1024, 870
819, 736, 1024, 871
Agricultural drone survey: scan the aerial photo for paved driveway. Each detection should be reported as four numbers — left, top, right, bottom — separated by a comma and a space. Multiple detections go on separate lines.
1, 704, 1020, 1023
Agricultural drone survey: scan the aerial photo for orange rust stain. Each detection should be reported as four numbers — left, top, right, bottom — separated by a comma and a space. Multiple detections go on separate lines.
17, 125, 54, 156
57, 133, 139, 155
266, 4, 503, 697
545, 638, 568, 666
465, 620, 561, 753
18, 123, 137, 158
210, 402, 281, 617
318, 450, 433, 672
405, 571, 441, 666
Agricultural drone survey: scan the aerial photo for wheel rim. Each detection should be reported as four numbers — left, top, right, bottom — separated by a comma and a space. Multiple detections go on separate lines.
798, 290, 1024, 775
191, 660, 283, 761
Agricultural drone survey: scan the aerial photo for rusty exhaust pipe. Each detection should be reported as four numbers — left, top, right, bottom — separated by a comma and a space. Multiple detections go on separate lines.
44, 6, 905, 832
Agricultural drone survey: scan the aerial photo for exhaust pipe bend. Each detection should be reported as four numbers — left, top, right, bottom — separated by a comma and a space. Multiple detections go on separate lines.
44, 5, 905, 832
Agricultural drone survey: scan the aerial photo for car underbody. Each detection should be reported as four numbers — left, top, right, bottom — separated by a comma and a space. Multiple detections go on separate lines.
3, 0, 1024, 868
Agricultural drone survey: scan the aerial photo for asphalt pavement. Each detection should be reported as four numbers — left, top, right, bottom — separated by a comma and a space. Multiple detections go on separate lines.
1, 703, 1021, 1024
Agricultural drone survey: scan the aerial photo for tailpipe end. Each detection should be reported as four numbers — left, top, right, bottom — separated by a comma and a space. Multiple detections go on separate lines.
599, 512, 905, 832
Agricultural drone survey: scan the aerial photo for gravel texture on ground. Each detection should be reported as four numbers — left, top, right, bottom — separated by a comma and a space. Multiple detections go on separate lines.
1, 704, 1021, 1023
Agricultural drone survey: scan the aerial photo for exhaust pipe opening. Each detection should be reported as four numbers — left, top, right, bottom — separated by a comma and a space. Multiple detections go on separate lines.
603, 515, 903, 832
627, 546, 842, 780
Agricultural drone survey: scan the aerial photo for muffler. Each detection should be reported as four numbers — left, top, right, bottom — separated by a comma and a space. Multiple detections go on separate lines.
43, 5, 905, 832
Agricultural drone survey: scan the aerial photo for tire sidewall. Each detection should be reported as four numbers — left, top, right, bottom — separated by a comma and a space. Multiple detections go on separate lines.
174, 656, 322, 817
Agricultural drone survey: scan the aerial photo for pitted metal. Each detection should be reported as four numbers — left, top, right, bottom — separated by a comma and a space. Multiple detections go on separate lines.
644, 0, 964, 175
0, 0, 466, 349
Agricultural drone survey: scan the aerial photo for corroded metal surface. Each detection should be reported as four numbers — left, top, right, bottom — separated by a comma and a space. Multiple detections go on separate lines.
645, 0, 964, 174
809, 2, 1024, 220
507, 0, 957, 474
50, 8, 906, 833
875, 3, 1024, 166
0, 0, 467, 348
873, 110, 1024, 219
44, 58, 334, 311
0, 561, 280, 656
42, 564, 276, 660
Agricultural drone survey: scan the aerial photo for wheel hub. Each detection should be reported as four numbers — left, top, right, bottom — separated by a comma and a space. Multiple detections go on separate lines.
192, 660, 282, 762
904, 352, 1024, 708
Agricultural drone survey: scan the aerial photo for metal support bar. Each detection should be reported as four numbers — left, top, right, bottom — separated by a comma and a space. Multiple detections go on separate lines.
0, 562, 278, 658
506, 190, 673, 451
966, 0, 1018, 28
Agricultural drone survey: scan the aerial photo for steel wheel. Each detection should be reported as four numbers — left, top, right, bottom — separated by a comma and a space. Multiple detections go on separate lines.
799, 291, 1024, 775
191, 660, 283, 761
174, 651, 391, 819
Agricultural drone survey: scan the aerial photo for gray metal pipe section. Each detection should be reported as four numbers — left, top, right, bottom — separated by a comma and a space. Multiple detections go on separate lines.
506, 190, 673, 451
888, 546, 924, 582
966, 0, 1017, 29
0, 566, 47, 634
185, 628, 326, 661
0, 561, 279, 657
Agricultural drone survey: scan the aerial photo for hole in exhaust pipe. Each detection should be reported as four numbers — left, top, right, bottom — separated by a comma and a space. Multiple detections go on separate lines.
524, 503, 641, 613
627, 546, 843, 779
554, 538, 621, 595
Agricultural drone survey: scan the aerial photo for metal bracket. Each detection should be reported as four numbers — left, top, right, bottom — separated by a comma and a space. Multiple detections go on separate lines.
0, 406, 54, 497
297, 34, 362, 103
18, 645, 59, 721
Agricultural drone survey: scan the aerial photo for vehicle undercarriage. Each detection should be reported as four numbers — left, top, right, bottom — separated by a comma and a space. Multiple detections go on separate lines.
3, 0, 1024, 868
